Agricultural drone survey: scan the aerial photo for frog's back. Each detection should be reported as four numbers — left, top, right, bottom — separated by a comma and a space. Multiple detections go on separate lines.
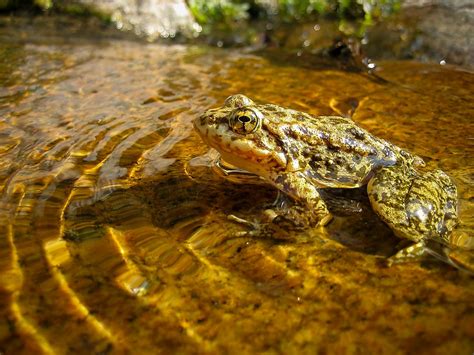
275, 113, 400, 188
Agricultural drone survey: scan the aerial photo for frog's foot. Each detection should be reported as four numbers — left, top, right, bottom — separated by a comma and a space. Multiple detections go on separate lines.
227, 214, 260, 237
226, 170, 334, 239
271, 205, 333, 229
387, 241, 428, 266
387, 240, 474, 274
368, 166, 458, 244
227, 214, 257, 229
270, 171, 333, 228
227, 213, 294, 239
227, 204, 331, 239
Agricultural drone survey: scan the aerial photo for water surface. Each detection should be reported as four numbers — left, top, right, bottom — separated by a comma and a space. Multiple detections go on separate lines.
0, 17, 473, 354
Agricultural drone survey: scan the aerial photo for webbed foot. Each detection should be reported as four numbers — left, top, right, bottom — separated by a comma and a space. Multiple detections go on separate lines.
386, 240, 474, 274
227, 213, 294, 239
227, 204, 331, 239
387, 241, 427, 266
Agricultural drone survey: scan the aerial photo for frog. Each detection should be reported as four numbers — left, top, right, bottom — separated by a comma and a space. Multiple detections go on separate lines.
193, 94, 458, 263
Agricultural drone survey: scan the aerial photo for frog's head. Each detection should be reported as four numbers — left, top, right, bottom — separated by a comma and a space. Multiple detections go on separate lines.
194, 94, 289, 179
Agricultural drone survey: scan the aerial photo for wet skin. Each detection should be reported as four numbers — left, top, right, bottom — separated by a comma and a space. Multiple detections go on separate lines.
194, 95, 458, 260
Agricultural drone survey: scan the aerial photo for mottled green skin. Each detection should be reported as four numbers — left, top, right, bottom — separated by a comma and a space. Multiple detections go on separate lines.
194, 95, 458, 249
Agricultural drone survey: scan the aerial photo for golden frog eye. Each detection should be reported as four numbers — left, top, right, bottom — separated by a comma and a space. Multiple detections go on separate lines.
229, 108, 262, 135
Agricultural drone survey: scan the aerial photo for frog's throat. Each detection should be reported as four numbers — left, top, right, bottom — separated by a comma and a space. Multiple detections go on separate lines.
213, 157, 265, 184
214, 157, 258, 177
218, 149, 289, 180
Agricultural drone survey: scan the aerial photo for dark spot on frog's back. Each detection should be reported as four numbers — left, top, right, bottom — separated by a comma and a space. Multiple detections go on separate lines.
334, 156, 346, 166
286, 125, 310, 141
326, 142, 339, 152
309, 153, 322, 163
273, 111, 287, 119
264, 105, 277, 111
347, 127, 365, 140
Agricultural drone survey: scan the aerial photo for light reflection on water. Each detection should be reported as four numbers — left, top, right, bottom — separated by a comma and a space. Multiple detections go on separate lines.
0, 20, 473, 354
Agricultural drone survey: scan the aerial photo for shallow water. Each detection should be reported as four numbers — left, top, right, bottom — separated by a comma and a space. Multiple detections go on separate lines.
0, 17, 473, 354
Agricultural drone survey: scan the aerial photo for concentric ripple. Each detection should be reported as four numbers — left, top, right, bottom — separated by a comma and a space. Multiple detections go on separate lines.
0, 21, 473, 354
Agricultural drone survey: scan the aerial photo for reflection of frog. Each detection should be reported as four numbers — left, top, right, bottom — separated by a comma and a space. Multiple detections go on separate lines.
194, 95, 458, 262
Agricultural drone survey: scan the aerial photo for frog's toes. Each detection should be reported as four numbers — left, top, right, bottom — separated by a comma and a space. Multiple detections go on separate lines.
227, 212, 296, 239
227, 214, 257, 228
318, 213, 333, 227
387, 241, 427, 266
233, 229, 262, 238
263, 209, 279, 223
226, 214, 261, 238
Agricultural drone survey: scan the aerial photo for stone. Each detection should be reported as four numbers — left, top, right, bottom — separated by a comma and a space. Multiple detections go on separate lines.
74, 0, 200, 39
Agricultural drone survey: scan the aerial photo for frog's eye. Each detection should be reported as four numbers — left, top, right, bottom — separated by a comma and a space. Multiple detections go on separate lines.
229, 108, 262, 135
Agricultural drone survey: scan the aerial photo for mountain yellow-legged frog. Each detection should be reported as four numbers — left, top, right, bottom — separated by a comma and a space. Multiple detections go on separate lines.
194, 95, 458, 262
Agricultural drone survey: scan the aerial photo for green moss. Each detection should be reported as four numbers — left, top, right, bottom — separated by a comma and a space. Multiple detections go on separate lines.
0, 0, 10, 10
276, 0, 330, 20
186, 0, 401, 43
34, 0, 53, 10
56, 2, 112, 22
276, 0, 401, 22
189, 0, 400, 25
0, 0, 53, 11
188, 0, 250, 25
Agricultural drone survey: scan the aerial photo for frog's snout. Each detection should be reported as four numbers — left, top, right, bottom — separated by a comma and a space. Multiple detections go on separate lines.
194, 109, 222, 141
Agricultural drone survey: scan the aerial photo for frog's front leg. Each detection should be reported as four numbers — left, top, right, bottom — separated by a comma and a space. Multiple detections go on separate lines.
269, 171, 333, 228
227, 171, 332, 239
367, 164, 458, 261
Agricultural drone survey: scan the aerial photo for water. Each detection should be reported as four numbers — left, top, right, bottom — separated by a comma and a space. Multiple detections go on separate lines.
0, 17, 473, 354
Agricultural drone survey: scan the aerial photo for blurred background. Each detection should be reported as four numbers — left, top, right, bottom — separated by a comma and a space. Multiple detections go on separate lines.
1, 0, 472, 67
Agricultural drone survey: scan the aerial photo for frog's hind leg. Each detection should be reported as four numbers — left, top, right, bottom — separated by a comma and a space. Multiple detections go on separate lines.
367, 166, 458, 262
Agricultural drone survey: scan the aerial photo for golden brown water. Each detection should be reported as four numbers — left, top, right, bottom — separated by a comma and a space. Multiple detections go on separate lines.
0, 19, 473, 354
